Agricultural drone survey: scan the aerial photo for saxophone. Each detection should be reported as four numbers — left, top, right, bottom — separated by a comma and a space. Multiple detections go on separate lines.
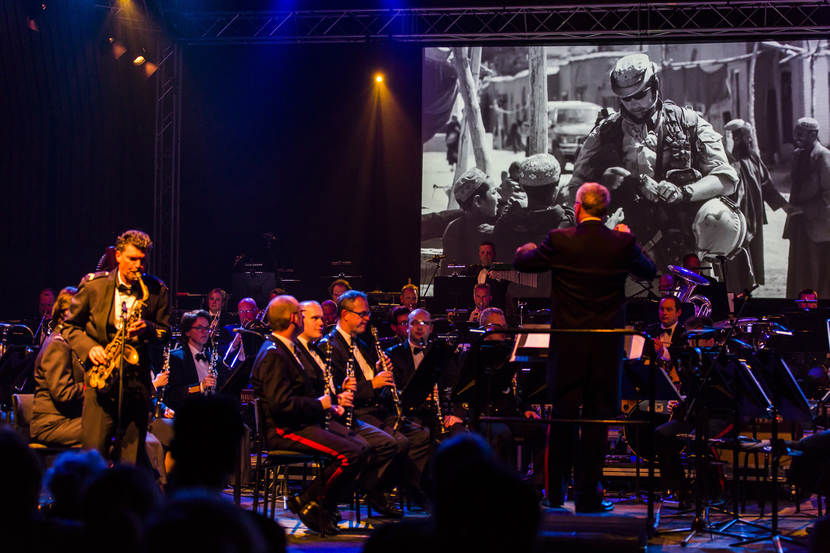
322, 341, 336, 430
88, 275, 149, 391
370, 326, 403, 431
343, 341, 356, 429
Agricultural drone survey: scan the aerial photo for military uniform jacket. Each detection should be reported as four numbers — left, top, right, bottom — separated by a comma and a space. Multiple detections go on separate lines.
251, 337, 324, 432
31, 332, 85, 432
61, 271, 170, 387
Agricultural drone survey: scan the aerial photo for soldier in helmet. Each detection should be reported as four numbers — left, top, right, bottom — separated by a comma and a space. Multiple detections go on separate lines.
570, 53, 738, 270
494, 153, 573, 261
785, 117, 830, 298
442, 168, 500, 269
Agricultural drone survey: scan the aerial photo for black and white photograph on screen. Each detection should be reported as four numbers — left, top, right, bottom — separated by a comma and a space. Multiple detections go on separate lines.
421, 43, 830, 304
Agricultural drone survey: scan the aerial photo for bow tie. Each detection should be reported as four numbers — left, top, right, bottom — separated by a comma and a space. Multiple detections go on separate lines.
117, 284, 135, 295
195, 352, 208, 362
413, 347, 424, 355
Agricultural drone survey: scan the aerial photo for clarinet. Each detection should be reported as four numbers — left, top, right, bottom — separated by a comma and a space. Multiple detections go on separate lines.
370, 326, 403, 431
204, 338, 219, 395
322, 342, 336, 430
343, 342, 356, 429
153, 344, 170, 420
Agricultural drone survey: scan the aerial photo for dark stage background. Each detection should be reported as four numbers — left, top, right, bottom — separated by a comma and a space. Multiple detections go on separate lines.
0, 1, 421, 320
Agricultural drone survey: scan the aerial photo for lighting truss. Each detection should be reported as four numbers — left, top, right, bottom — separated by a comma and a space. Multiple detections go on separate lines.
146, 2, 830, 45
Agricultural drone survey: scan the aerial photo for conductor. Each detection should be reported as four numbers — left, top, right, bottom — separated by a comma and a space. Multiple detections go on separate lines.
514, 182, 656, 512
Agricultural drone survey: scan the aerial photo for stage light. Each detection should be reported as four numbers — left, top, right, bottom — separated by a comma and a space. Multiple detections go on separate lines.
132, 54, 146, 66
375, 73, 384, 83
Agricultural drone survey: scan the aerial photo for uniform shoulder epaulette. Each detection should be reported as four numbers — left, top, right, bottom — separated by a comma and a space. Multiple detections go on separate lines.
80, 271, 109, 285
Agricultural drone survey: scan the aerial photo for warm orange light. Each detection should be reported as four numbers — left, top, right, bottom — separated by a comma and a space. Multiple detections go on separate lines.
132, 55, 146, 66
375, 73, 384, 83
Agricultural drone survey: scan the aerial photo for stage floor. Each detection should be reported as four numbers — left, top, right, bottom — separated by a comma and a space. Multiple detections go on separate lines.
226, 488, 818, 552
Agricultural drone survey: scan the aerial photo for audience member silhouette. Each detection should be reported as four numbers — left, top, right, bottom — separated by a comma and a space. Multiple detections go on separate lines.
165, 395, 286, 552
82, 464, 161, 553
145, 491, 268, 553
364, 433, 540, 553
43, 449, 107, 520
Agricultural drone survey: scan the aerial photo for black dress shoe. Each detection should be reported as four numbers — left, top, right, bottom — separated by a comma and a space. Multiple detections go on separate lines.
286, 495, 324, 534
574, 499, 614, 513
366, 492, 404, 518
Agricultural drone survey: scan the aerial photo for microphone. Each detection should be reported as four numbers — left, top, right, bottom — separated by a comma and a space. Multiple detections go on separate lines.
734, 285, 759, 301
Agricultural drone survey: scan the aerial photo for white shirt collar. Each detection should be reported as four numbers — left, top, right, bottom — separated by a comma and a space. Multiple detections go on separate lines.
336, 324, 354, 345
272, 333, 296, 353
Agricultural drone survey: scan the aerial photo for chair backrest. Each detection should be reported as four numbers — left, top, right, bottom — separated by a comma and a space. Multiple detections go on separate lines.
12, 393, 34, 437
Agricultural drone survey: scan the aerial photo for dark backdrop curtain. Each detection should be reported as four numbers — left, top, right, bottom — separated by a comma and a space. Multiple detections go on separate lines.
0, 0, 154, 321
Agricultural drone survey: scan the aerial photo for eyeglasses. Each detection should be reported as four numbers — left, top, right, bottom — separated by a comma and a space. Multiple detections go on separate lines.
346, 308, 371, 319
191, 325, 210, 331
239, 309, 257, 314
621, 86, 653, 102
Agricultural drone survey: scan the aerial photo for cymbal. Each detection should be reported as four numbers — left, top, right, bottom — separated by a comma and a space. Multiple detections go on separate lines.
321, 274, 362, 279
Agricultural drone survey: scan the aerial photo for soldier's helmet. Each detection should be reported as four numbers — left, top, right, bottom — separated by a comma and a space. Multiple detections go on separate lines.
610, 53, 658, 98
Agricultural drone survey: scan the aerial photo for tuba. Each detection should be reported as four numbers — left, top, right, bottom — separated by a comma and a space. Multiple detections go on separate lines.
667, 264, 712, 318
88, 275, 149, 391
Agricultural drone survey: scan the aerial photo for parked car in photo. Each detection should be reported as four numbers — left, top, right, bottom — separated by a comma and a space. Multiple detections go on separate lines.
547, 100, 605, 168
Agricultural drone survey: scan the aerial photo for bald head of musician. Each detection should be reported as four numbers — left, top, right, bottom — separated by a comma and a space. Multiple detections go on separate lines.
407, 309, 433, 347
479, 307, 507, 342
574, 181, 609, 221
266, 295, 304, 339
797, 288, 819, 310
237, 298, 259, 325
299, 301, 325, 342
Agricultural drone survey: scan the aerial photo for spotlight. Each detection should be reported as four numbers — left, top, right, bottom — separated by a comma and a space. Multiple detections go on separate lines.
132, 54, 146, 66
375, 73, 384, 83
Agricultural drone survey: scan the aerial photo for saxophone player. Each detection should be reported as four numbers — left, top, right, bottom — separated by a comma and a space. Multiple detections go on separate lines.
62, 229, 170, 464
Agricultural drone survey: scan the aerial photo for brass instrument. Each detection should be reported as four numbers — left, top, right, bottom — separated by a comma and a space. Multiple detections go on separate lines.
88, 275, 149, 391
370, 326, 403, 431
153, 343, 171, 419
322, 341, 336, 430
343, 342, 356, 429
667, 264, 712, 318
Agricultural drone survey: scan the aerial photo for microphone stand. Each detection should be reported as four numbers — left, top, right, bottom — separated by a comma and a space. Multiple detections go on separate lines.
422, 256, 444, 299
114, 301, 128, 463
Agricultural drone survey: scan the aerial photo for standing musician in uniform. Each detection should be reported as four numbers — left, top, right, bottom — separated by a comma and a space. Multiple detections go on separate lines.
62, 229, 170, 464
515, 183, 656, 512
295, 300, 404, 518
251, 295, 368, 535
321, 290, 433, 505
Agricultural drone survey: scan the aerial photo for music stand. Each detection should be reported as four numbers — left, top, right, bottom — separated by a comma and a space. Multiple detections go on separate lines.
399, 343, 448, 409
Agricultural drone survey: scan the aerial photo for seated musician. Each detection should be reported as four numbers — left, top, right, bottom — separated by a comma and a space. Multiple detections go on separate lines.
400, 283, 419, 311
386, 308, 466, 442
387, 306, 411, 348
166, 310, 217, 412
328, 279, 351, 303
468, 282, 492, 323
221, 297, 263, 372
465, 241, 508, 308
654, 314, 729, 507
468, 307, 547, 498
252, 295, 368, 535
206, 287, 234, 327
295, 300, 403, 519
30, 286, 83, 446
321, 290, 433, 506
646, 295, 686, 367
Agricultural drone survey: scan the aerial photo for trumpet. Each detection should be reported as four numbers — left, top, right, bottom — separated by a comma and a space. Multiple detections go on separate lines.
370, 326, 403, 431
